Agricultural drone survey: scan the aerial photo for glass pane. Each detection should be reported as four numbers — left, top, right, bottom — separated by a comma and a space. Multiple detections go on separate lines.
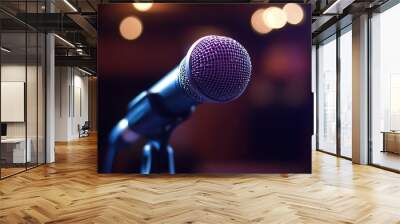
312, 45, 317, 150
27, 31, 38, 169
26, 0, 39, 170
340, 29, 352, 158
1, 30, 27, 177
318, 37, 337, 154
38, 33, 45, 165
371, 4, 400, 171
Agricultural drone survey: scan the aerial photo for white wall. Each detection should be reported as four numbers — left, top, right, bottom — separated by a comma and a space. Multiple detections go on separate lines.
55, 66, 70, 141
1, 65, 28, 140
1, 64, 46, 164
72, 73, 89, 138
55, 67, 89, 141
1, 65, 41, 137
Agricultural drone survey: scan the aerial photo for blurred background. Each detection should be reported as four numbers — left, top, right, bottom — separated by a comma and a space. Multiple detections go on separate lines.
98, 3, 313, 173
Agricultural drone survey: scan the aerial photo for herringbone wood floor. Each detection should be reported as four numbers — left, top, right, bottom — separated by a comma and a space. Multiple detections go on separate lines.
1, 135, 400, 224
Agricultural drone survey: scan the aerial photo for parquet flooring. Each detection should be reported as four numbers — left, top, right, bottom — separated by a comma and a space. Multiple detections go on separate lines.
1, 135, 400, 223
1, 167, 26, 178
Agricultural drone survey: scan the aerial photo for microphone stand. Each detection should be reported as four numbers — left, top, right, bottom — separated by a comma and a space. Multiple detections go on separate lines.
139, 93, 194, 175
105, 92, 194, 175
140, 121, 176, 174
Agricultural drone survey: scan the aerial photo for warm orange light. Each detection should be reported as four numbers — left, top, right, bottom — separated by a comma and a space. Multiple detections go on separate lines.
283, 3, 304, 25
133, 3, 153, 12
119, 16, 143, 40
263, 7, 287, 29
251, 9, 272, 34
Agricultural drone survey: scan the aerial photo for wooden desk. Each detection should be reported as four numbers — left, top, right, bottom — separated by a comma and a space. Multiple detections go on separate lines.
1, 138, 31, 163
382, 131, 400, 154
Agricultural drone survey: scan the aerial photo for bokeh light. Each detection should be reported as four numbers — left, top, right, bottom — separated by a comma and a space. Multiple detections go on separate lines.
283, 3, 304, 25
133, 3, 153, 12
263, 7, 287, 29
251, 9, 272, 34
119, 16, 143, 40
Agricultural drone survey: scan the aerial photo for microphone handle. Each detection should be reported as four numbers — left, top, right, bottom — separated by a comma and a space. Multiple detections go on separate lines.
147, 61, 197, 114
104, 61, 197, 173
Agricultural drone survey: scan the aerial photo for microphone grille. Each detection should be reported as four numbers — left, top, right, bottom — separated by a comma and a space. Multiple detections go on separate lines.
179, 35, 252, 103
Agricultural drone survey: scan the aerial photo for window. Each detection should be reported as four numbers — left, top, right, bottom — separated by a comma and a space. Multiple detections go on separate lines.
0, 1, 46, 179
370, 3, 400, 171
339, 28, 352, 158
317, 36, 337, 154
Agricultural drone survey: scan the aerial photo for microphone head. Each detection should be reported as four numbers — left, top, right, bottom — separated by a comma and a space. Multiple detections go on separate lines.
178, 35, 252, 103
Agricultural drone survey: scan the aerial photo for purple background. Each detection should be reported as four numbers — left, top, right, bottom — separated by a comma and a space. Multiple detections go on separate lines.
98, 3, 313, 173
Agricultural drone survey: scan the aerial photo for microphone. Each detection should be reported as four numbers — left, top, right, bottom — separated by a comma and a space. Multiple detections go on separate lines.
103, 35, 252, 173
